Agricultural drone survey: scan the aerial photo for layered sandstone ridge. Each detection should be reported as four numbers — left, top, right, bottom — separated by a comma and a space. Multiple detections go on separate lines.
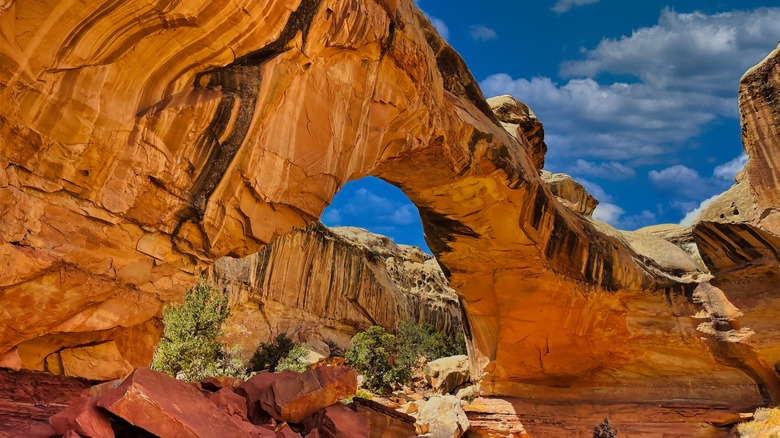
1, 0, 780, 428
212, 222, 463, 355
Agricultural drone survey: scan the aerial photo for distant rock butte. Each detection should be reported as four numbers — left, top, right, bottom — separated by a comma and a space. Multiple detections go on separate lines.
212, 222, 463, 356
1, 0, 780, 433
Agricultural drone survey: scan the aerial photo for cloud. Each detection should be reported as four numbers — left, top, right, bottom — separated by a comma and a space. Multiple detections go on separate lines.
592, 202, 624, 225
679, 193, 720, 226
575, 178, 612, 202
469, 25, 498, 41
570, 159, 636, 180
321, 208, 342, 224
429, 16, 450, 40
619, 210, 657, 230
713, 153, 748, 180
648, 165, 708, 199
415, 1, 450, 40
479, 8, 780, 167
480, 74, 730, 163
390, 205, 417, 225
560, 8, 780, 97
552, 0, 600, 14
648, 164, 733, 215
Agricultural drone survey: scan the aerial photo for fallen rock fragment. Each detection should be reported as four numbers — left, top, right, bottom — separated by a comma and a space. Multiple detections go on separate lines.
425, 355, 470, 395
351, 398, 417, 437
96, 368, 253, 437
259, 366, 357, 423
417, 395, 469, 438
210, 386, 249, 420
49, 396, 114, 438
304, 404, 370, 437
238, 371, 297, 424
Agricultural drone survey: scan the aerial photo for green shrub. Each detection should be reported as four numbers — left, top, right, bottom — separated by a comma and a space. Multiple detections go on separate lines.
345, 322, 467, 393
276, 343, 312, 373
340, 389, 374, 405
249, 333, 295, 372
396, 321, 466, 371
345, 326, 397, 392
593, 417, 619, 438
151, 277, 244, 381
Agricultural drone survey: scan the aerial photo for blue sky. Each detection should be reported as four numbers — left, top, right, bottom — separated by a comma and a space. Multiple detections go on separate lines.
321, 0, 780, 253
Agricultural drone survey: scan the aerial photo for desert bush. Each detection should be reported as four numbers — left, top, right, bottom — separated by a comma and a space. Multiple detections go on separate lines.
249, 333, 308, 372
345, 326, 397, 392
346, 322, 467, 393
396, 321, 466, 371
276, 343, 312, 373
151, 277, 245, 381
593, 417, 619, 438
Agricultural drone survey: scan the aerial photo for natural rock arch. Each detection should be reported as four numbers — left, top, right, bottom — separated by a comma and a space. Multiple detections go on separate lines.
1, 0, 779, 413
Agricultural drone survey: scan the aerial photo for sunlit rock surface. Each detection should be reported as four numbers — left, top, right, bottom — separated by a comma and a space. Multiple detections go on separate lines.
1, 0, 779, 432
212, 222, 463, 354
540, 171, 598, 217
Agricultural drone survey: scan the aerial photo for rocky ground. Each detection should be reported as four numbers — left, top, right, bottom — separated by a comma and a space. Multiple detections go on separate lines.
0, 369, 92, 437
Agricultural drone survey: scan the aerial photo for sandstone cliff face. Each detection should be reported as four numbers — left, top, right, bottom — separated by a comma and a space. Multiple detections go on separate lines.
212, 222, 463, 356
540, 170, 598, 216
1, 1, 780, 430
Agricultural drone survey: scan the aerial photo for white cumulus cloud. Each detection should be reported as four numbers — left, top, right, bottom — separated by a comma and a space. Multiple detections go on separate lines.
479, 8, 780, 168
713, 153, 748, 180
679, 193, 721, 226
592, 202, 625, 226
469, 25, 498, 41
552, 0, 600, 14
570, 159, 636, 180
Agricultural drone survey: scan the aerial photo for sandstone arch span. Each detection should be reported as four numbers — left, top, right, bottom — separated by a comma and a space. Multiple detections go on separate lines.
1, 0, 779, 414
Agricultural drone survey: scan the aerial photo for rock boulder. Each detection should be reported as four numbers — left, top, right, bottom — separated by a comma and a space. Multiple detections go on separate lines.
97, 368, 253, 438
425, 355, 470, 395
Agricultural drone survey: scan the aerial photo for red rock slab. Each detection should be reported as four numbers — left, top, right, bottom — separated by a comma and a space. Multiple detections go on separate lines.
49, 396, 114, 438
304, 404, 369, 438
0, 369, 92, 438
210, 386, 249, 420
202, 376, 243, 392
260, 366, 357, 423
0, 348, 21, 371
238, 371, 298, 424
97, 368, 253, 438
351, 398, 417, 437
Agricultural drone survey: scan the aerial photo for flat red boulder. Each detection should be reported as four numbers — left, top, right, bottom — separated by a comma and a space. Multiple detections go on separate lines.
259, 366, 357, 423
210, 386, 249, 420
238, 371, 298, 424
49, 396, 114, 438
304, 404, 369, 438
96, 368, 253, 438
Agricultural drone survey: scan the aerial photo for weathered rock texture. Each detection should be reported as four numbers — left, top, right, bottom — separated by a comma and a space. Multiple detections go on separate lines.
540, 171, 598, 216
213, 222, 463, 353
1, 0, 780, 432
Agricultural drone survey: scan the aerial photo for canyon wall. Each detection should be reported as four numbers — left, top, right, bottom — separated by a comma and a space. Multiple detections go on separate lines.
1, 0, 779, 427
212, 222, 463, 356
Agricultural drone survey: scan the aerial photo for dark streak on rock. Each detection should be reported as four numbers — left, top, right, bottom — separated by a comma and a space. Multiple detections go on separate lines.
418, 206, 479, 273
186, 0, 324, 220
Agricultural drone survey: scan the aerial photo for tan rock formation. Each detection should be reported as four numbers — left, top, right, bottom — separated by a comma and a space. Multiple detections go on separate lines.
540, 171, 598, 216
213, 222, 463, 353
487, 95, 547, 171
1, 0, 780, 432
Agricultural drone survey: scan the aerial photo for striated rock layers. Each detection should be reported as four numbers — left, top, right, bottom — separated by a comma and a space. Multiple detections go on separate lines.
212, 222, 463, 355
1, 0, 780, 430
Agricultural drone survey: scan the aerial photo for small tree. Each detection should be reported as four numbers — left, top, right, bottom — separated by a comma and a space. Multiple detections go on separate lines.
151, 277, 243, 381
396, 321, 466, 372
346, 322, 467, 393
249, 333, 296, 372
276, 343, 312, 373
345, 326, 397, 392
593, 417, 619, 438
